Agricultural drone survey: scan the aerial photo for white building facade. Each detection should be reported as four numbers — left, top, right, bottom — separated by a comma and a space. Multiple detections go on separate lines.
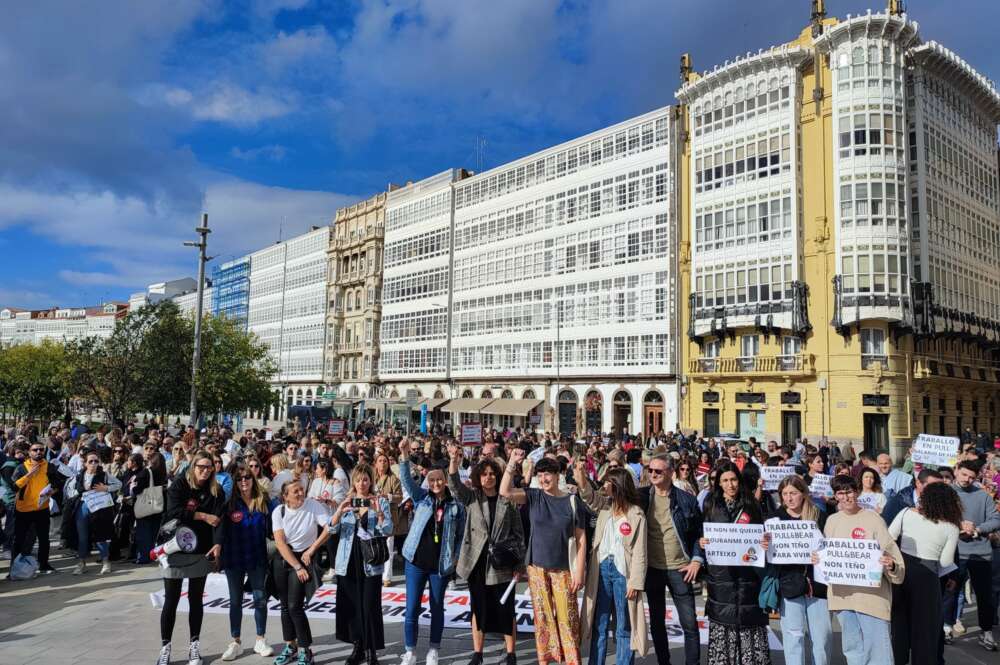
245, 227, 331, 425
380, 111, 680, 438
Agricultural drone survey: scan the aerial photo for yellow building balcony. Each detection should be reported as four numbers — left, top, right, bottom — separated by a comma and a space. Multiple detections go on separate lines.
687, 353, 816, 377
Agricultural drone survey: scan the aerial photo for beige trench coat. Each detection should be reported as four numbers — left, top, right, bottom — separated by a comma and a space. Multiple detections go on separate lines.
578, 483, 649, 656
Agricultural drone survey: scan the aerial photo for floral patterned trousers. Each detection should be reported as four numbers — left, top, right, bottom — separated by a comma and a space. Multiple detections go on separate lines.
526, 565, 582, 665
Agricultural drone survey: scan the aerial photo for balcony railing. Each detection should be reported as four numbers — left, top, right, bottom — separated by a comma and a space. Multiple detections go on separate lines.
688, 353, 815, 376
913, 354, 1000, 383
861, 354, 888, 370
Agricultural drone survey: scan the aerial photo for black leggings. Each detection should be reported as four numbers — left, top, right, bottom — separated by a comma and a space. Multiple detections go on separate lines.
160, 576, 207, 643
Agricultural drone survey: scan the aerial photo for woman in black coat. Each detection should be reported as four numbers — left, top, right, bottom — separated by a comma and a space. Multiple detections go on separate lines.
699, 461, 771, 665
132, 452, 168, 563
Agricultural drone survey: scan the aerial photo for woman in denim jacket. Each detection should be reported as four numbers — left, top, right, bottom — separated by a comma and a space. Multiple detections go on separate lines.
330, 464, 393, 665
397, 438, 466, 665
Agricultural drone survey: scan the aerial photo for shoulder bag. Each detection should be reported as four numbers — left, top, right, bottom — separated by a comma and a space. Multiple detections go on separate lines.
134, 469, 164, 519
358, 502, 390, 566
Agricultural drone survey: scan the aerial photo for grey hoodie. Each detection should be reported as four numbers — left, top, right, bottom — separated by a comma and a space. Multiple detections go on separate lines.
953, 482, 1000, 559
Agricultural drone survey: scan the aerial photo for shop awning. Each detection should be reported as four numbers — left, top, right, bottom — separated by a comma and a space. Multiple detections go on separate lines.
479, 399, 544, 416
410, 398, 451, 411
440, 398, 495, 414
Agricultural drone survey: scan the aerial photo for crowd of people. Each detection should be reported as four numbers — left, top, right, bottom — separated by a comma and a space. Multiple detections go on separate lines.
1, 420, 999, 665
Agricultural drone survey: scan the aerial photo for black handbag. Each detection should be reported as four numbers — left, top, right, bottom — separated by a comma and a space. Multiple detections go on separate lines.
359, 533, 390, 566
488, 539, 521, 570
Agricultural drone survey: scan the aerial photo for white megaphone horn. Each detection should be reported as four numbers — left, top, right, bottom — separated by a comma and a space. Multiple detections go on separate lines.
150, 526, 198, 561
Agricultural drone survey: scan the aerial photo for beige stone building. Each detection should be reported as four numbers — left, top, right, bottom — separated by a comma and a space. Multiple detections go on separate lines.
325, 189, 398, 419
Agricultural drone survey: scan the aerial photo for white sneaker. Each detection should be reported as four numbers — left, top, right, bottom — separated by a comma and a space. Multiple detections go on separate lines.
222, 641, 242, 661
426, 648, 439, 665
953, 620, 966, 635
253, 638, 273, 657
322, 569, 335, 583
73, 561, 86, 575
399, 651, 417, 665
156, 644, 171, 665
100, 560, 112, 575
187, 639, 203, 665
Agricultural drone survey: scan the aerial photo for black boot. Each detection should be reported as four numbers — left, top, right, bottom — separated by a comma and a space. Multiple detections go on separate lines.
366, 648, 379, 665
467, 654, 484, 665
344, 643, 364, 665
505, 652, 517, 665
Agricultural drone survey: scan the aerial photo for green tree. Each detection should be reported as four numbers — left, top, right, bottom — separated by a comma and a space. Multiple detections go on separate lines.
135, 300, 193, 419
65, 304, 161, 425
0, 340, 70, 421
193, 314, 277, 421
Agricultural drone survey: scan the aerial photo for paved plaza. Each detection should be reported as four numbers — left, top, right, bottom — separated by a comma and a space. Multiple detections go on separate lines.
1, 545, 995, 665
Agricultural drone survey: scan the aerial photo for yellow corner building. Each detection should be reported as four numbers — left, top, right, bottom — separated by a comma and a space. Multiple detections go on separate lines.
676, 1, 1000, 458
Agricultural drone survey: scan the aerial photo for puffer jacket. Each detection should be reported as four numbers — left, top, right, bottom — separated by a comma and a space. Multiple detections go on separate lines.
702, 495, 769, 628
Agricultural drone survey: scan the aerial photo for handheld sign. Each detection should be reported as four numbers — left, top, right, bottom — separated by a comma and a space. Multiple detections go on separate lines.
765, 518, 823, 564
856, 493, 882, 511
329, 420, 346, 437
809, 474, 832, 498
461, 422, 483, 445
911, 434, 959, 467
817, 538, 884, 588
703, 522, 766, 568
761, 465, 798, 491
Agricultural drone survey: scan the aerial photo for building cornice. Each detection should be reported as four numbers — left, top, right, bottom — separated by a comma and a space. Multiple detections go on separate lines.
812, 10, 920, 52
911, 41, 1000, 122
675, 46, 810, 103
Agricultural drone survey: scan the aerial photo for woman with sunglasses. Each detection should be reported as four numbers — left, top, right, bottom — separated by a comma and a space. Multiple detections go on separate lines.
64, 449, 122, 575
674, 461, 698, 496
244, 455, 271, 495
155, 450, 226, 665
221, 463, 277, 662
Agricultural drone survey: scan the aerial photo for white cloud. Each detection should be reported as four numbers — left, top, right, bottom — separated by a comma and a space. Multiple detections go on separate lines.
192, 83, 297, 126
231, 144, 288, 161
261, 26, 336, 73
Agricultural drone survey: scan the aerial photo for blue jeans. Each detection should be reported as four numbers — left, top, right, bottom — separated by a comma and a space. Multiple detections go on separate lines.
76, 501, 109, 561
404, 560, 448, 650
836, 610, 892, 665
780, 596, 831, 665
590, 557, 633, 665
225, 566, 268, 639
134, 515, 158, 564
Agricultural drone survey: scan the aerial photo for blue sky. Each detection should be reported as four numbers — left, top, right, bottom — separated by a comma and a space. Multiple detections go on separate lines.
2, 0, 998, 308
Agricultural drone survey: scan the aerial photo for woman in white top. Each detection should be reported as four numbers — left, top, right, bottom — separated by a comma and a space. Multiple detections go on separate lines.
856, 467, 886, 514
307, 459, 338, 505
573, 463, 649, 665
887, 481, 962, 665
271, 480, 332, 665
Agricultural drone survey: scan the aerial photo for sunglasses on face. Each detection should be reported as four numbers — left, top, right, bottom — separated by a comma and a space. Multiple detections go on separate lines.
194, 464, 213, 471
86, 460, 99, 465
237, 476, 254, 482
30, 448, 44, 453
648, 468, 666, 476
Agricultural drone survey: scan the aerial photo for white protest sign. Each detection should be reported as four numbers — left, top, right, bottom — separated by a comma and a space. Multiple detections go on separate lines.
856, 493, 882, 511
911, 433, 959, 467
761, 465, 798, 491
81, 490, 114, 512
817, 538, 884, 588
765, 518, 823, 564
526, 446, 547, 464
460, 423, 483, 445
704, 522, 766, 568
809, 474, 832, 498
150, 574, 785, 649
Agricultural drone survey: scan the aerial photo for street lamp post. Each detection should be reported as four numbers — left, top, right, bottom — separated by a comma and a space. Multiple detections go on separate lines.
184, 214, 211, 427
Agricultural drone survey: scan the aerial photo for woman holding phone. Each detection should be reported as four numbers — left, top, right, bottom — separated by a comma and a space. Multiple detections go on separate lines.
330, 464, 393, 665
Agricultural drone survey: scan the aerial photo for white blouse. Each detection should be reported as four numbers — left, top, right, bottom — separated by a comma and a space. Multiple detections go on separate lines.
888, 507, 960, 569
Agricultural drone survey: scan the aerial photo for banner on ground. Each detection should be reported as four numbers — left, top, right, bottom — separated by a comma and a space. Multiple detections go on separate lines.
148, 574, 783, 649
703, 522, 766, 568
761, 465, 798, 491
765, 518, 823, 565
816, 538, 883, 587
911, 434, 960, 467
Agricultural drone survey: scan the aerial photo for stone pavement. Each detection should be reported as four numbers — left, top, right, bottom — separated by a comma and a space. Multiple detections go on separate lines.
1, 547, 995, 665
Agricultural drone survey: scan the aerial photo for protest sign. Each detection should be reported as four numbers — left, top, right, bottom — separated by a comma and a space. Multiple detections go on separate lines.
81, 490, 113, 512
460, 423, 483, 445
704, 522, 766, 568
911, 433, 959, 467
150, 574, 784, 649
809, 474, 832, 498
817, 538, 884, 587
761, 465, 798, 491
329, 420, 346, 436
765, 518, 823, 565
856, 493, 882, 511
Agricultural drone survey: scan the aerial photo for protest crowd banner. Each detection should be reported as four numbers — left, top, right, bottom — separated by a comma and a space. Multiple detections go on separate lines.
816, 538, 884, 588
703, 522, 766, 568
765, 518, 823, 565
460, 422, 483, 445
910, 433, 960, 467
808, 473, 832, 498
149, 574, 784, 649
761, 465, 798, 491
